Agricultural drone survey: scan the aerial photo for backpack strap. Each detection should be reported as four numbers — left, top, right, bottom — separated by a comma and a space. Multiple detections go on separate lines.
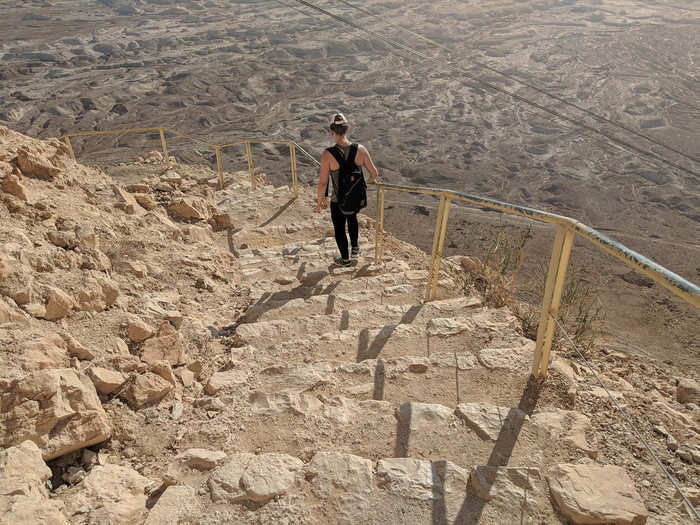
326, 146, 346, 167
347, 143, 359, 165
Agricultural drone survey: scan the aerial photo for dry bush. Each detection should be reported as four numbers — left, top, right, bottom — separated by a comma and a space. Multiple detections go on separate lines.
458, 225, 603, 352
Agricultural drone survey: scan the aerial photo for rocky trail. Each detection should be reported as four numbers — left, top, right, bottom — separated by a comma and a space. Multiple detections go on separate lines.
1, 127, 698, 524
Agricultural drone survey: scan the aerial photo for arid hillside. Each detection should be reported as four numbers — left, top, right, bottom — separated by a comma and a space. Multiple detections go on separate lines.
1, 0, 698, 367
0, 127, 699, 524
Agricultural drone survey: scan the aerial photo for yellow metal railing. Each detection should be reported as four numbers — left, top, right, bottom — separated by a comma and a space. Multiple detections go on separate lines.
60, 127, 300, 194
59, 127, 699, 381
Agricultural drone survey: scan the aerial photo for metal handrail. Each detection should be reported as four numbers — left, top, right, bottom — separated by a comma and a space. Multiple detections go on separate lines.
58, 126, 699, 380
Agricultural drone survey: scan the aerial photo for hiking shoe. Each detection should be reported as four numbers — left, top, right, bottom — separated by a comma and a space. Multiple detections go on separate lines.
351, 246, 362, 258
334, 255, 352, 267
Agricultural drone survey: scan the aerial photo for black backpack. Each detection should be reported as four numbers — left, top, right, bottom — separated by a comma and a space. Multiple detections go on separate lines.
327, 143, 367, 215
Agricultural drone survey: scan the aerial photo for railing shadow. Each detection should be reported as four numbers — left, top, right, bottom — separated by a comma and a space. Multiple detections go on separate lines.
243, 280, 340, 322
449, 376, 541, 525
258, 196, 297, 228
356, 304, 423, 362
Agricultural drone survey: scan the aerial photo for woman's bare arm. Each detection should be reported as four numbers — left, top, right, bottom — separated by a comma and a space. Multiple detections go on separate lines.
358, 145, 378, 182
316, 150, 331, 213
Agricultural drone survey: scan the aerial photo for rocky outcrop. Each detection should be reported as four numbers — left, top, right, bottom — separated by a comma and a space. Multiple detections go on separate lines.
0, 369, 111, 460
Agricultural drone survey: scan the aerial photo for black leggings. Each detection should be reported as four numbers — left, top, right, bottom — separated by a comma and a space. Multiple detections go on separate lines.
330, 202, 359, 260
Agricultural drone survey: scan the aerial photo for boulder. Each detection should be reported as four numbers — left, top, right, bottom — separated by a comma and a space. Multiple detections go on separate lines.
0, 257, 34, 305
112, 185, 140, 214
208, 452, 302, 504
88, 367, 126, 395
47, 230, 79, 250
478, 342, 535, 371
16, 146, 62, 180
209, 212, 233, 231
76, 276, 120, 312
0, 297, 26, 324
205, 369, 250, 395
150, 360, 177, 386
677, 378, 700, 405
82, 465, 149, 524
144, 485, 200, 525
455, 402, 528, 441
176, 368, 195, 387
547, 464, 647, 525
127, 316, 155, 342
119, 372, 173, 409
140, 323, 187, 366
44, 286, 74, 320
134, 193, 158, 211
168, 197, 211, 221
0, 369, 111, 460
1, 175, 29, 201
63, 334, 94, 360
0, 440, 51, 498
23, 333, 69, 370
163, 448, 227, 485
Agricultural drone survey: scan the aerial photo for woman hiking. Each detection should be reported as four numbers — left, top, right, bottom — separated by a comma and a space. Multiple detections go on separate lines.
316, 113, 379, 266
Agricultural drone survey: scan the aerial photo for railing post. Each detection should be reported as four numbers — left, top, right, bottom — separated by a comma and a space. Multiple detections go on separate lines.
215, 146, 224, 190
375, 187, 385, 264
532, 224, 574, 380
289, 142, 298, 195
426, 195, 447, 301
63, 136, 76, 161
430, 196, 452, 300
159, 128, 170, 166
245, 141, 255, 189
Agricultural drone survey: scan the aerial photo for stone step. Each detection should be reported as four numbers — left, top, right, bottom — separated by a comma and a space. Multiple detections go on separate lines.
196, 448, 562, 525
238, 308, 526, 363
192, 391, 596, 486
236, 351, 532, 410
238, 241, 376, 273
232, 219, 335, 250
238, 295, 482, 339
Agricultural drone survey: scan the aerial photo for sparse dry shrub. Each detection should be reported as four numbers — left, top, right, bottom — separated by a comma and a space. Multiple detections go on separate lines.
458, 224, 603, 352
458, 223, 531, 308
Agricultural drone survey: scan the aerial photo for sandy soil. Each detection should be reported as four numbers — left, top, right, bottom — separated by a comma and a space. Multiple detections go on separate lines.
0, 0, 698, 365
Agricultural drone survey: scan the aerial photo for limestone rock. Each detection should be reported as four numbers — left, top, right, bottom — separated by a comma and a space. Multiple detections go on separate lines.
0, 440, 51, 498
117, 259, 148, 278
23, 333, 69, 370
455, 402, 527, 441
119, 372, 173, 409
135, 193, 158, 211
377, 457, 469, 501
531, 409, 597, 459
677, 378, 700, 405
1, 175, 29, 201
76, 276, 120, 312
47, 230, 79, 250
547, 464, 648, 525
306, 452, 373, 520
17, 146, 62, 179
249, 391, 323, 416
82, 465, 149, 524
163, 448, 227, 485
0, 496, 68, 525
470, 466, 543, 507
150, 360, 177, 386
140, 322, 187, 366
208, 453, 302, 504
205, 369, 250, 395
427, 317, 473, 337
258, 362, 331, 394
0, 257, 35, 305
176, 368, 195, 387
144, 485, 200, 525
112, 185, 140, 214
63, 334, 95, 360
210, 212, 233, 231
127, 316, 155, 342
168, 197, 211, 221
478, 341, 535, 371
395, 402, 454, 430
0, 369, 111, 460
88, 367, 126, 395
0, 296, 27, 324
44, 286, 74, 320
